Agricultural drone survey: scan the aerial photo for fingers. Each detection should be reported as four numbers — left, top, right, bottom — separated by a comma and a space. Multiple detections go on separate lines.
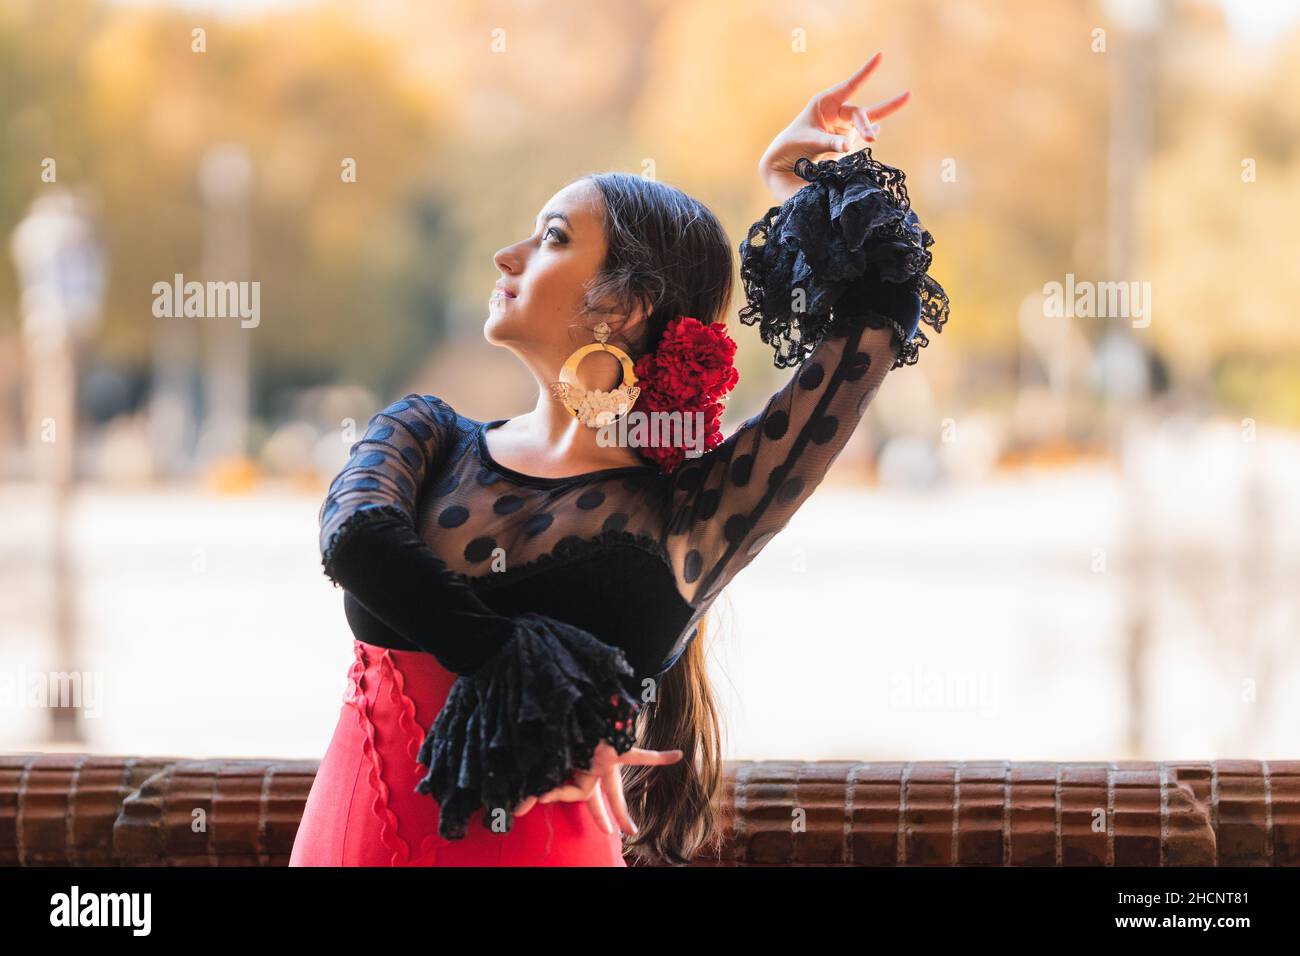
863, 89, 910, 123
538, 767, 598, 804
840, 106, 879, 143
839, 91, 907, 137
538, 781, 588, 803
586, 782, 615, 835
604, 765, 638, 836
824, 51, 883, 105
525, 757, 669, 838
808, 129, 854, 154
616, 747, 686, 766
531, 747, 681, 831
528, 776, 614, 835
534, 774, 613, 835
586, 740, 620, 773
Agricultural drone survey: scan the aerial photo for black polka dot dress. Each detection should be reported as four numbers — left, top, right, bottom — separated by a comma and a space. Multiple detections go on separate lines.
309, 147, 950, 848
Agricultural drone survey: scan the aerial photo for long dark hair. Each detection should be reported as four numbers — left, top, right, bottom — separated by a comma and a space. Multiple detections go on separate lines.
575, 171, 733, 864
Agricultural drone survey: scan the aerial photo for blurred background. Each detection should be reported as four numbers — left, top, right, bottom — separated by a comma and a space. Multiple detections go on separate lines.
1, 0, 1297, 763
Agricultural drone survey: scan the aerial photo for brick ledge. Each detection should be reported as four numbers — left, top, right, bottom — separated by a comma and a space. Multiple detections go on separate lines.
1, 755, 1296, 866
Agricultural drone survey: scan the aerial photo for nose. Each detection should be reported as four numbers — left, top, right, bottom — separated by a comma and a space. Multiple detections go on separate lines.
493, 242, 522, 277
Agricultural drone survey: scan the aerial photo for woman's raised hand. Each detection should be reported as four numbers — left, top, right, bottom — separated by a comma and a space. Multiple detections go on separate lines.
758, 51, 911, 204
512, 741, 684, 836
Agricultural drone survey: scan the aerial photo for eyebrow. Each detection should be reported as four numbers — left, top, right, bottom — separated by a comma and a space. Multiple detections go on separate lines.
536, 209, 573, 232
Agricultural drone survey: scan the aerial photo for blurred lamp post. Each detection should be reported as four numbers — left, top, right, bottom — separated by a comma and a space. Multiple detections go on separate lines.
1101, 0, 1165, 760
197, 143, 254, 481
9, 189, 107, 744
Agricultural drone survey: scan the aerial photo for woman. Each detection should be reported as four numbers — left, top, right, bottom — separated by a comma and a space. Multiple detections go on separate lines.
289, 53, 948, 867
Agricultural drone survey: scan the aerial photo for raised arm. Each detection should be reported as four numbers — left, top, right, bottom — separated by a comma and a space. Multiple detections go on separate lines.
664, 146, 949, 612
317, 393, 642, 840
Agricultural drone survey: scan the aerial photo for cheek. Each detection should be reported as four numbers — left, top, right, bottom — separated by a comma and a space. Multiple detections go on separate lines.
488, 250, 601, 345
524, 272, 556, 313
527, 256, 593, 314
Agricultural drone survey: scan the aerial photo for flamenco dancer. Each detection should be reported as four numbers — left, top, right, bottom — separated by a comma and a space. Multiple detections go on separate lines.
290, 53, 949, 867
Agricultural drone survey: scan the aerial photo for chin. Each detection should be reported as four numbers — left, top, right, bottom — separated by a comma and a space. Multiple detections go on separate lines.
484, 310, 529, 347
483, 311, 511, 345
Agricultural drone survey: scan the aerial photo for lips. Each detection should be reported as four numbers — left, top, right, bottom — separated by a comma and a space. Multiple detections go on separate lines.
492, 283, 517, 299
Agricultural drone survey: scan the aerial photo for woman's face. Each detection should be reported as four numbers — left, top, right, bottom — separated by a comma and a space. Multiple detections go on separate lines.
487, 178, 622, 367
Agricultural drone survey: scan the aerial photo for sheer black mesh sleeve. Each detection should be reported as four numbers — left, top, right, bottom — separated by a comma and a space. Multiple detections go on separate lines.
318, 393, 513, 673
663, 148, 950, 608
316, 393, 641, 840
320, 393, 454, 580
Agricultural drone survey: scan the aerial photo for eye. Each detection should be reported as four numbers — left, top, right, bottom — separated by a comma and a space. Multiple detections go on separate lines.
543, 225, 568, 244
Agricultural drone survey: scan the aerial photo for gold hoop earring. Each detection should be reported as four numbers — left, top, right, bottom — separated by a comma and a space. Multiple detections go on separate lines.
548, 320, 640, 428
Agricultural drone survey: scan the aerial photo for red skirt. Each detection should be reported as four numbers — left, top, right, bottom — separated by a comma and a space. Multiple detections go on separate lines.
289, 639, 628, 866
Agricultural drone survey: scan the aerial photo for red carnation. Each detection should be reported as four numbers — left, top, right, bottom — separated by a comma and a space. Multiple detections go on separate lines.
632, 316, 740, 474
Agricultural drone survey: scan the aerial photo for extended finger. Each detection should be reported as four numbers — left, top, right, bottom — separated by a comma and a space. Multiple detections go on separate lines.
823, 51, 882, 105
616, 747, 686, 766
586, 782, 614, 835
515, 795, 539, 816
538, 784, 583, 803
604, 767, 638, 835
861, 89, 910, 123
538, 771, 598, 803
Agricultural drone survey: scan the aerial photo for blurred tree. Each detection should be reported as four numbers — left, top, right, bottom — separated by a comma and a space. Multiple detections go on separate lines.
0, 0, 455, 407
0, 0, 1296, 429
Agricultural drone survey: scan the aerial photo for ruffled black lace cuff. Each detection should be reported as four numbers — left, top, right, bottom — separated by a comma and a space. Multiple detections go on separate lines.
738, 147, 950, 369
414, 611, 641, 841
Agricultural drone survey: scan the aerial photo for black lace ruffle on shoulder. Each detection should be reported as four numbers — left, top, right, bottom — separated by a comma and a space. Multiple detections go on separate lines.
738, 147, 950, 369
415, 611, 641, 841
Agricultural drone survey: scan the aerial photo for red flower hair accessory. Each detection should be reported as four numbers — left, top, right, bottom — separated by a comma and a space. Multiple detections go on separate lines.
631, 315, 740, 474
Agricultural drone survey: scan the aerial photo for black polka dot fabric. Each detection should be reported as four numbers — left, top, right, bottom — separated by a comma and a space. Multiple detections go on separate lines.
317, 150, 950, 681
320, 320, 900, 678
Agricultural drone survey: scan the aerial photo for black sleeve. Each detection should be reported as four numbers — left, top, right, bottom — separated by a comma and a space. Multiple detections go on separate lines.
317, 393, 641, 841
318, 393, 512, 673
662, 148, 950, 609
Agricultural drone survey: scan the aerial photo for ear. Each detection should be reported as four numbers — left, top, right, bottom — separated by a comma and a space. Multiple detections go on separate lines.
617, 296, 653, 353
